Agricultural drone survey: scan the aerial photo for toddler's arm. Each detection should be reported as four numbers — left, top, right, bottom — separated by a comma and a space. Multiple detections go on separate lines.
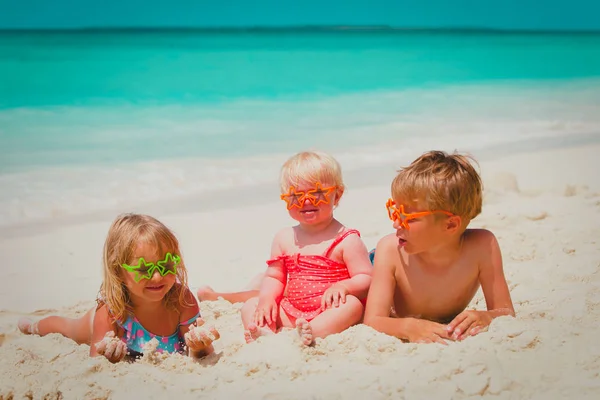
339, 234, 373, 299
253, 231, 288, 327
258, 232, 287, 302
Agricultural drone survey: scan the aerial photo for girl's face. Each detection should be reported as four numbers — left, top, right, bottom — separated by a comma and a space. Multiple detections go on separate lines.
121, 241, 177, 305
283, 181, 339, 227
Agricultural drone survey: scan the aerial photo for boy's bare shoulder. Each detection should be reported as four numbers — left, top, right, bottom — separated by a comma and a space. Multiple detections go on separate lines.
375, 233, 401, 256
463, 228, 498, 245
463, 229, 500, 260
377, 232, 400, 247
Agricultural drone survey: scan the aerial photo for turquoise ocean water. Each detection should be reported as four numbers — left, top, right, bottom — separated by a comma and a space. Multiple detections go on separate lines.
1, 30, 600, 226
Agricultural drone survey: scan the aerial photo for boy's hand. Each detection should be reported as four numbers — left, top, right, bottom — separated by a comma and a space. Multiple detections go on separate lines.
446, 310, 492, 341
321, 283, 349, 310
94, 331, 127, 363
254, 297, 279, 329
184, 318, 220, 355
406, 318, 453, 345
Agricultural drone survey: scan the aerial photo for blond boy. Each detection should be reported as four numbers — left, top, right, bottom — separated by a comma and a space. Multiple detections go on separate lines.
364, 151, 515, 344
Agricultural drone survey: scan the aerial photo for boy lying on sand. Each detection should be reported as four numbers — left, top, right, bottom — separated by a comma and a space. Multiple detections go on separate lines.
364, 151, 515, 344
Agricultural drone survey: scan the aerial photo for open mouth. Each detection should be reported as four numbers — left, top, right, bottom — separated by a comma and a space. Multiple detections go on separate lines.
398, 238, 407, 246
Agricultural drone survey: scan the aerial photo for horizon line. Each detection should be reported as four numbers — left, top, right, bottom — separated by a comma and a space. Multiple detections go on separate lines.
1, 25, 600, 34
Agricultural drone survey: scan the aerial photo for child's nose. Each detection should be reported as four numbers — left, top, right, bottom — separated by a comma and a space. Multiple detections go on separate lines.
392, 219, 405, 230
150, 270, 162, 281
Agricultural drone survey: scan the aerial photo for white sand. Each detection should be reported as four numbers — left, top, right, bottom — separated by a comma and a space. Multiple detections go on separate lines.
1, 143, 600, 399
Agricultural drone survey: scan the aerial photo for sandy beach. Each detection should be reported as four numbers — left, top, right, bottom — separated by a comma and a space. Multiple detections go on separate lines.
1, 141, 600, 399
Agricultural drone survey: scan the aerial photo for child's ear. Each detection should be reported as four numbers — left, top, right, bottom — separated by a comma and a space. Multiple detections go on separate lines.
334, 186, 345, 206
445, 215, 462, 233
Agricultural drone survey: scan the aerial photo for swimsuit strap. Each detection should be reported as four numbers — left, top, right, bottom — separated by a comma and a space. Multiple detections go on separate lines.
179, 311, 201, 326
323, 229, 361, 258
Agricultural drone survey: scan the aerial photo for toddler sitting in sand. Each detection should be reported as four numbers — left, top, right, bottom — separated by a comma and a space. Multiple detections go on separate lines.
18, 213, 220, 362
241, 151, 373, 346
364, 151, 515, 344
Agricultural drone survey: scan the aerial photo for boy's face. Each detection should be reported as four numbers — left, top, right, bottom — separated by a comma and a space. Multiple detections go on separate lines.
389, 199, 454, 254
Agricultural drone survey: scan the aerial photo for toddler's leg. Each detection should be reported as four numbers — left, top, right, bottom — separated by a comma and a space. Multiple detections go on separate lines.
18, 308, 95, 345
240, 297, 295, 343
296, 295, 363, 346
240, 297, 263, 343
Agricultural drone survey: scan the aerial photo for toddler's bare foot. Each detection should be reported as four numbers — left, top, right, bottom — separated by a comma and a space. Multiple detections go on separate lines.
244, 323, 262, 343
295, 318, 314, 346
18, 318, 39, 335
197, 286, 217, 301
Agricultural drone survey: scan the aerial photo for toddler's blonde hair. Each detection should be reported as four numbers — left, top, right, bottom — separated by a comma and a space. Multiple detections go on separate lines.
279, 150, 345, 204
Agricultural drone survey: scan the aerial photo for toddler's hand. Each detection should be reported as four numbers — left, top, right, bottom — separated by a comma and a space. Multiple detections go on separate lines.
254, 297, 278, 329
446, 310, 492, 341
321, 283, 349, 310
405, 318, 453, 345
94, 331, 127, 363
184, 318, 220, 355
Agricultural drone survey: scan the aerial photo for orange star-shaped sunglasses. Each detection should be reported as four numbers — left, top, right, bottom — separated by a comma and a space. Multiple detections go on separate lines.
280, 182, 337, 210
386, 198, 453, 230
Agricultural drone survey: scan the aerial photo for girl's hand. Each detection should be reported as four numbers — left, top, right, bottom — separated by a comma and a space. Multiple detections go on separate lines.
184, 318, 220, 355
254, 297, 279, 329
321, 283, 349, 310
446, 310, 493, 341
94, 331, 127, 363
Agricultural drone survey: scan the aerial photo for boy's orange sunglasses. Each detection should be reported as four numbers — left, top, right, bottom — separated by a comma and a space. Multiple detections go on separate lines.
281, 182, 337, 210
386, 198, 453, 230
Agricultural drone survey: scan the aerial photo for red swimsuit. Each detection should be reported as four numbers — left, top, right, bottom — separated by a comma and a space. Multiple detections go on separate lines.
266, 229, 360, 321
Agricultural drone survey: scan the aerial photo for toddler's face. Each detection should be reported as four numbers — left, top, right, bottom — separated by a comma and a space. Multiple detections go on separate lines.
283, 180, 338, 226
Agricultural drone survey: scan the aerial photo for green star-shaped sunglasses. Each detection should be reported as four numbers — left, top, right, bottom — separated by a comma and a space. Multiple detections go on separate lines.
121, 252, 181, 282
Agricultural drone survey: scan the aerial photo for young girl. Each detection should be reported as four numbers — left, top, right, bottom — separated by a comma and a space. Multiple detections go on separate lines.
241, 151, 373, 346
18, 213, 220, 363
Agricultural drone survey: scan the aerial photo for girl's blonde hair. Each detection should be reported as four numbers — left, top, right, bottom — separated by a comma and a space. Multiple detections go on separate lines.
97, 213, 190, 324
279, 150, 345, 204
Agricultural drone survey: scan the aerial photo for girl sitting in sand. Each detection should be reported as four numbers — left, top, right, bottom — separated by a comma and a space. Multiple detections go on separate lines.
241, 151, 373, 346
18, 213, 220, 363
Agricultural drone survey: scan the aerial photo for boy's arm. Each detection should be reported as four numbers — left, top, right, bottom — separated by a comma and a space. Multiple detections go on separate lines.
363, 235, 450, 344
339, 234, 373, 299
447, 230, 515, 339
478, 230, 515, 316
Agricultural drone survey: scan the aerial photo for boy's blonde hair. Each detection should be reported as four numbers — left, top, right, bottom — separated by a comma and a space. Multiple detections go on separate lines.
391, 151, 483, 221
98, 213, 190, 324
279, 150, 345, 202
